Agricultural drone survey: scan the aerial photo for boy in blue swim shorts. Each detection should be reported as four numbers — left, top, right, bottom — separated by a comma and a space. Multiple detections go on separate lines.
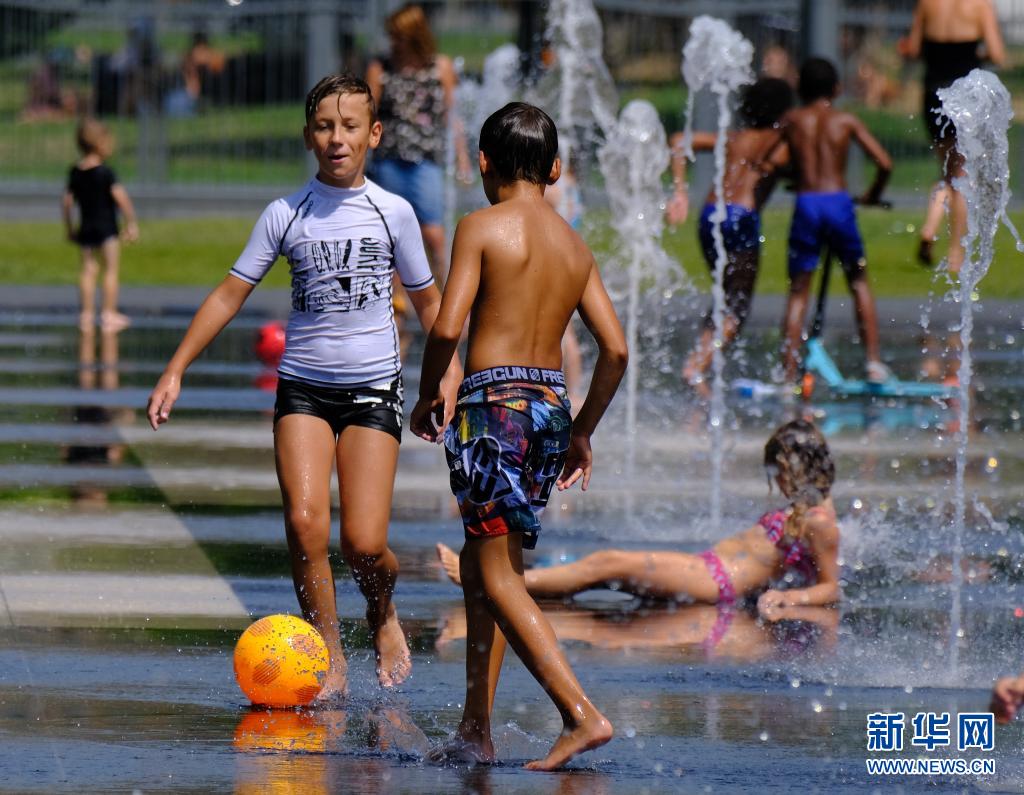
411, 103, 627, 770
762, 57, 893, 385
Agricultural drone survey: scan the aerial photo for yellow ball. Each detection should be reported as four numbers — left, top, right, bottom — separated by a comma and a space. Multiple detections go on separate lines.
233, 614, 329, 707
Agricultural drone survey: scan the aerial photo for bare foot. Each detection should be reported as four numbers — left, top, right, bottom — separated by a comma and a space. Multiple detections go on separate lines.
314, 656, 349, 703
426, 734, 495, 764
371, 606, 412, 688
524, 715, 613, 771
100, 310, 130, 331
434, 607, 467, 649
436, 543, 462, 586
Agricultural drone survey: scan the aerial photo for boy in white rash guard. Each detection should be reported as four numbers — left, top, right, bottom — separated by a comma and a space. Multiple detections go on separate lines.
147, 74, 462, 698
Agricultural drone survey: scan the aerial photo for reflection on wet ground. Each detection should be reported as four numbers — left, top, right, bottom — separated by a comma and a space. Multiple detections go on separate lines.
1, 303, 1023, 793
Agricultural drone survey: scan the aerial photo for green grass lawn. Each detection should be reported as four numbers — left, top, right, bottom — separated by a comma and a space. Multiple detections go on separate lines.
4, 207, 1023, 297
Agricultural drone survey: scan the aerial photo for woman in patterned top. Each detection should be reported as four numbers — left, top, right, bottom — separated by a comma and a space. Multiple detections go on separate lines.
366, 3, 471, 287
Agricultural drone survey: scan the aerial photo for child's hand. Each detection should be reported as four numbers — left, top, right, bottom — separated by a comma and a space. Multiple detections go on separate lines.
122, 221, 139, 244
757, 589, 788, 617
665, 190, 689, 226
147, 372, 181, 430
557, 432, 592, 491
991, 676, 1024, 723
410, 394, 445, 443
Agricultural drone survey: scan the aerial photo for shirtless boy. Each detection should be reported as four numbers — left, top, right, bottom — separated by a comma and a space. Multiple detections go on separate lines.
765, 57, 893, 384
410, 102, 628, 770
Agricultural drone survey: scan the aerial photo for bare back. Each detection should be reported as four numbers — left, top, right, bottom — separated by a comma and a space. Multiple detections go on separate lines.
705, 128, 787, 209
462, 196, 592, 372
782, 103, 860, 194
918, 0, 992, 41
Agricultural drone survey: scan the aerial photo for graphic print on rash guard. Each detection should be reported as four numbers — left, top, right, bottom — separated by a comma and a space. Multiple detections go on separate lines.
229, 177, 433, 387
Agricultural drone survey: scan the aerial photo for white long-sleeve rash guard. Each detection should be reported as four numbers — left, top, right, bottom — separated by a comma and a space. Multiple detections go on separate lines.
230, 177, 434, 387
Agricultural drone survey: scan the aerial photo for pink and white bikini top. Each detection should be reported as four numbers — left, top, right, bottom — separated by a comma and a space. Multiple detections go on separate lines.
759, 509, 818, 584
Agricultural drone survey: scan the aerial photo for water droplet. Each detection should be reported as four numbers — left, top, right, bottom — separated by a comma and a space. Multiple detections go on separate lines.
904, 685, 913, 694
790, 678, 801, 688
985, 457, 998, 472
812, 701, 823, 713
626, 726, 637, 738
906, 224, 916, 233
890, 459, 900, 469
759, 731, 769, 741
852, 498, 863, 510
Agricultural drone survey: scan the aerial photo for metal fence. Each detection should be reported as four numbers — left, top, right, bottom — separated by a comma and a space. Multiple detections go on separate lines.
1, 0, 1020, 205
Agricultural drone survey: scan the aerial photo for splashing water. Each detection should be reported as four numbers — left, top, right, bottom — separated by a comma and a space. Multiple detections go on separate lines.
680, 16, 754, 531
455, 44, 523, 149
532, 0, 618, 159
936, 69, 1021, 677
597, 100, 672, 472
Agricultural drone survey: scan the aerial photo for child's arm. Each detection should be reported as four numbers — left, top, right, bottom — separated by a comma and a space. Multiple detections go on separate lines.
666, 131, 716, 225
111, 182, 139, 243
758, 512, 841, 612
559, 261, 628, 491
407, 283, 463, 432
61, 190, 75, 242
850, 117, 892, 206
410, 215, 482, 442
147, 275, 255, 429
898, 1, 924, 60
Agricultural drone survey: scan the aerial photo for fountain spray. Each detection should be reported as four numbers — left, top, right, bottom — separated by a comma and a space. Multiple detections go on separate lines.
936, 69, 1021, 676
680, 16, 754, 530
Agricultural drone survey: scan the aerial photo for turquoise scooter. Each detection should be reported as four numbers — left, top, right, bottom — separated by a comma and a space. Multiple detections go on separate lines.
799, 243, 957, 400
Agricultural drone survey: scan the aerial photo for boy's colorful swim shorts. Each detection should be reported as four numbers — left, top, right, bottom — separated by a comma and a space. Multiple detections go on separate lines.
444, 366, 572, 550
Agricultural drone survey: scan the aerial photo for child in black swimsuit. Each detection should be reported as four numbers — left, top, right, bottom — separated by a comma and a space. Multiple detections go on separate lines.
61, 119, 138, 331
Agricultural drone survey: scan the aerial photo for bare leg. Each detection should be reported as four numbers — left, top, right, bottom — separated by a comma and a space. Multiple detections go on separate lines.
682, 315, 739, 388
79, 248, 99, 329
429, 542, 503, 763
939, 141, 967, 274
528, 549, 720, 602
421, 222, 448, 288
99, 237, 129, 330
844, 265, 882, 368
336, 425, 410, 688
439, 543, 720, 603
918, 181, 949, 265
275, 414, 348, 699
782, 272, 812, 382
477, 534, 613, 770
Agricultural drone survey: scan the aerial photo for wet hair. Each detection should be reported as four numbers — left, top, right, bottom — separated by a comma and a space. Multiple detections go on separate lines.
479, 102, 558, 185
764, 419, 835, 538
304, 73, 376, 125
798, 57, 839, 103
386, 4, 436, 68
739, 77, 794, 129
76, 118, 113, 157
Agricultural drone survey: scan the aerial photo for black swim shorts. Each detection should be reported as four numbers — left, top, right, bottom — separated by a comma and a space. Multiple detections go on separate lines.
274, 376, 403, 443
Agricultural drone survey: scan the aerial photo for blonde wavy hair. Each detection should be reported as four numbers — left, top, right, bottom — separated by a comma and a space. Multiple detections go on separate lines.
386, 4, 437, 69
763, 419, 835, 539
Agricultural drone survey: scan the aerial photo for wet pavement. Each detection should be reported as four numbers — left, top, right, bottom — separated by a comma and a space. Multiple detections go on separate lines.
1, 289, 1024, 793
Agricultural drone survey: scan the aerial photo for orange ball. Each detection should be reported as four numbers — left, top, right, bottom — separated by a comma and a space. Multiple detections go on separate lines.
233, 614, 329, 707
